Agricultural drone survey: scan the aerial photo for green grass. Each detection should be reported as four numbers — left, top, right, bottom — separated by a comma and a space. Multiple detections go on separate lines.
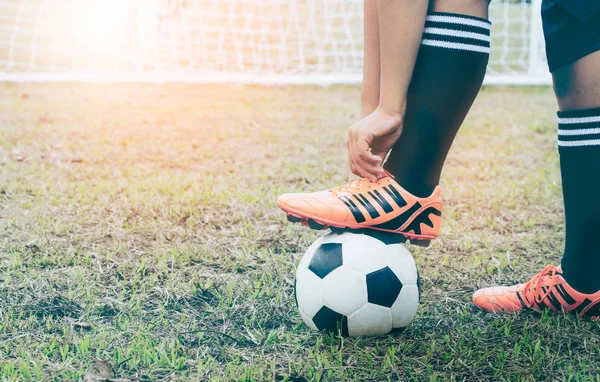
1, 83, 600, 381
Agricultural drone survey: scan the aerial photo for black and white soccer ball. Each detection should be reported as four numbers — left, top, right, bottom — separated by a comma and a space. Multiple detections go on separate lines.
295, 231, 420, 337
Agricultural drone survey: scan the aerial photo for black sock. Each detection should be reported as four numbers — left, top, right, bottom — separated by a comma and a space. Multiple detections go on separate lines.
384, 12, 490, 197
558, 107, 600, 294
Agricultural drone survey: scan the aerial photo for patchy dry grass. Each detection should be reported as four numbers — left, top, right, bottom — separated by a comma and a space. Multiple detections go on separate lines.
1, 83, 599, 381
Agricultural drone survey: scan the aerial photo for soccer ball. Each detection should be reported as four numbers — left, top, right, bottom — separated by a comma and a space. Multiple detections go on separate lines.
295, 231, 420, 337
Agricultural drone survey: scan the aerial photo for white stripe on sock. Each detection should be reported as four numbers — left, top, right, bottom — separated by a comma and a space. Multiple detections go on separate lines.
558, 128, 600, 136
421, 39, 490, 53
558, 116, 600, 124
423, 27, 489, 41
558, 139, 600, 147
425, 15, 491, 30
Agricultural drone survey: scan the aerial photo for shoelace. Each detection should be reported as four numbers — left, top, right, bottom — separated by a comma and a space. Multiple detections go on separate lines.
521, 265, 560, 308
330, 172, 393, 197
330, 178, 372, 197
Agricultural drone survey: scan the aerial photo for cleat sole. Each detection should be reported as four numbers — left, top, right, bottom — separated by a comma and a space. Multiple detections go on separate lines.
280, 204, 435, 247
288, 217, 433, 247
330, 226, 364, 234
347, 227, 364, 234
307, 218, 327, 230
287, 214, 302, 223
396, 236, 409, 244
329, 226, 345, 234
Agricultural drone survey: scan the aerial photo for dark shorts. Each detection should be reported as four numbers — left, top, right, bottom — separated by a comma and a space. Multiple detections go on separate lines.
541, 0, 600, 72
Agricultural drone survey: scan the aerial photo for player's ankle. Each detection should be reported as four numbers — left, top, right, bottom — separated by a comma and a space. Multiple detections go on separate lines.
381, 169, 437, 198
560, 258, 600, 294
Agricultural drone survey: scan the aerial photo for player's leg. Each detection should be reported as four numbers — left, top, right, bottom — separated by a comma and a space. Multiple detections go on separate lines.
384, 0, 491, 197
277, 0, 491, 245
473, 2, 600, 318
360, 0, 381, 119
553, 51, 600, 295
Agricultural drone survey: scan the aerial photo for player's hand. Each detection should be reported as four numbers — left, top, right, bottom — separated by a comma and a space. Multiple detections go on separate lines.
347, 107, 404, 181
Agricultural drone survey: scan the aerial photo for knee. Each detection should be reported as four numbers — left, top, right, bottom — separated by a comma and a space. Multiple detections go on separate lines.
552, 52, 600, 110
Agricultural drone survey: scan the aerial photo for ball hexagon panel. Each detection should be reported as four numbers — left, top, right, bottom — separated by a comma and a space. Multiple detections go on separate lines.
366, 266, 403, 308
386, 244, 418, 286
298, 232, 354, 271
295, 266, 324, 318
322, 266, 367, 316
347, 303, 393, 337
312, 306, 349, 336
308, 242, 343, 279
341, 236, 388, 274
297, 236, 325, 270
391, 284, 419, 328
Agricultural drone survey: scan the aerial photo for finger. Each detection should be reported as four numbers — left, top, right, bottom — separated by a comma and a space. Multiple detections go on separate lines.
351, 161, 366, 179
348, 139, 361, 175
349, 148, 368, 177
350, 163, 360, 177
370, 149, 388, 163
357, 132, 383, 163
359, 150, 383, 165
347, 126, 358, 142
353, 159, 379, 181
354, 164, 375, 181
358, 150, 384, 174
353, 146, 383, 178
356, 132, 371, 151
350, 130, 383, 179
360, 135, 386, 175
349, 134, 363, 173
370, 152, 386, 174
360, 161, 385, 180
349, 152, 366, 178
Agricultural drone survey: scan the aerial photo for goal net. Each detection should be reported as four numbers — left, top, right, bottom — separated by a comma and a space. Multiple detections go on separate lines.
0, 0, 551, 85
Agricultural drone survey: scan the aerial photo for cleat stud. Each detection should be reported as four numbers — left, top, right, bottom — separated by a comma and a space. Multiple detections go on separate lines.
287, 214, 302, 223
307, 218, 326, 230
348, 228, 364, 234
329, 227, 345, 234
364, 230, 406, 244
410, 239, 431, 248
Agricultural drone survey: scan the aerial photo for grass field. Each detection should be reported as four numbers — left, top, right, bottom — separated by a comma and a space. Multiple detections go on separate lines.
2, 83, 600, 381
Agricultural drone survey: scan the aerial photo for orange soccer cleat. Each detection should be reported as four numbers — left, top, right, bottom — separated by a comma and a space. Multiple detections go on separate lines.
472, 265, 600, 320
277, 172, 442, 246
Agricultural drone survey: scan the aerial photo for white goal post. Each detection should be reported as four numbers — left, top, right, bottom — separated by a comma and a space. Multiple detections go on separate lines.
0, 0, 551, 85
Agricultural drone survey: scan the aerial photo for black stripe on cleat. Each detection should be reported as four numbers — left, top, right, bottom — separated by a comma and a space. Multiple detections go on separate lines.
287, 214, 302, 223
307, 218, 327, 230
